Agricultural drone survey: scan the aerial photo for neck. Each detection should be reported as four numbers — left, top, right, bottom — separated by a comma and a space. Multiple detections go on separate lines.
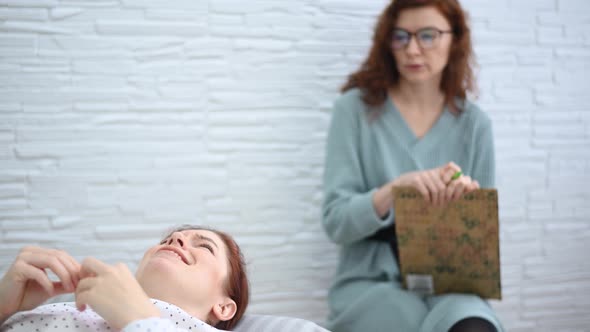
393, 78, 445, 113
139, 276, 208, 322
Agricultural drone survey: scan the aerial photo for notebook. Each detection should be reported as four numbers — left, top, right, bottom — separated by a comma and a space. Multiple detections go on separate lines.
392, 187, 501, 299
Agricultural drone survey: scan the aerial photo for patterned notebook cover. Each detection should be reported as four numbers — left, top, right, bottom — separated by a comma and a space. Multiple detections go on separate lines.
392, 187, 501, 299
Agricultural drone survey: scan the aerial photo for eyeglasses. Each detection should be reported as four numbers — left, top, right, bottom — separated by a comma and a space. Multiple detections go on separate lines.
391, 27, 453, 50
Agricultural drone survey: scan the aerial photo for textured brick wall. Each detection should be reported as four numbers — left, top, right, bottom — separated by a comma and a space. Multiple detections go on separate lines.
0, 1, 589, 330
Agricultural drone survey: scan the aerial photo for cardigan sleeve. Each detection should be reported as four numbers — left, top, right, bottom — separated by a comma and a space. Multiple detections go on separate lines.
321, 96, 394, 245
471, 113, 496, 189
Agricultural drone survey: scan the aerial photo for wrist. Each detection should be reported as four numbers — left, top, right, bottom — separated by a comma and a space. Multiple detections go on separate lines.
0, 301, 15, 324
373, 184, 393, 219
0, 310, 14, 326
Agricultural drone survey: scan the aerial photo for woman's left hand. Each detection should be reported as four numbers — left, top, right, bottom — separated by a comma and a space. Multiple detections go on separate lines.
75, 257, 160, 330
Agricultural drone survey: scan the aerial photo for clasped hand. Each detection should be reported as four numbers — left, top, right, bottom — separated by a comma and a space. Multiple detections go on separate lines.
0, 247, 159, 329
393, 162, 479, 205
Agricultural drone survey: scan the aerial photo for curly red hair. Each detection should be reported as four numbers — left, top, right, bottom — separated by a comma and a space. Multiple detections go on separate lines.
342, 0, 476, 113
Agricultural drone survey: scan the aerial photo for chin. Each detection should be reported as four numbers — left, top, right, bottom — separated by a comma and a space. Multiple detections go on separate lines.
405, 68, 446, 83
141, 257, 182, 278
402, 74, 432, 84
137, 262, 181, 295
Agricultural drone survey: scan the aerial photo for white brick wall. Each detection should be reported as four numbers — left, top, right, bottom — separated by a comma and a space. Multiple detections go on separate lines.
0, 1, 589, 330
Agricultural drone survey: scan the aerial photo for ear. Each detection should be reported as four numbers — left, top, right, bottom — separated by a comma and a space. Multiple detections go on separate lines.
211, 297, 237, 323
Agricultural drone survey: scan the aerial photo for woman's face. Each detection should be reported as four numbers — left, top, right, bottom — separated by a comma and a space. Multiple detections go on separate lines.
391, 6, 453, 85
135, 229, 234, 321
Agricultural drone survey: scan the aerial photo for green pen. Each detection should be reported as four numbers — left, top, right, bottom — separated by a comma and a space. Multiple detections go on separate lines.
451, 171, 462, 180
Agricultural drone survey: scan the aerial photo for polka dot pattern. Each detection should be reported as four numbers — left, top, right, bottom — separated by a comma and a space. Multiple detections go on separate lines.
0, 300, 224, 332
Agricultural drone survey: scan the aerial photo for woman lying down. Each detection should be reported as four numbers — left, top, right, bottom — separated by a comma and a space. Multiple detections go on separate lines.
0, 225, 249, 332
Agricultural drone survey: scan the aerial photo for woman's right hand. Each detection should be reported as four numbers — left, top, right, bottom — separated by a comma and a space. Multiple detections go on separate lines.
0, 246, 81, 323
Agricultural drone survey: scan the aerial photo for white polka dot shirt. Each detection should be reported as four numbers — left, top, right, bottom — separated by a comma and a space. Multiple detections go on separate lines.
0, 300, 225, 332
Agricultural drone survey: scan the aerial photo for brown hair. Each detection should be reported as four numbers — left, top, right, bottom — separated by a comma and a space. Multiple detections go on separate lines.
164, 225, 249, 330
342, 0, 476, 113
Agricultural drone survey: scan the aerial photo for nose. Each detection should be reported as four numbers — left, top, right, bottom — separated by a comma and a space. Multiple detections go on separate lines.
405, 35, 421, 54
167, 232, 186, 248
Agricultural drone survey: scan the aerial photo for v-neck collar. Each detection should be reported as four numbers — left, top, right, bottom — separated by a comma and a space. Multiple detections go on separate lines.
384, 94, 455, 153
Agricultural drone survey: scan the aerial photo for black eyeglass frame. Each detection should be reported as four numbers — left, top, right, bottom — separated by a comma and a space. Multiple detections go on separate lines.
391, 27, 454, 50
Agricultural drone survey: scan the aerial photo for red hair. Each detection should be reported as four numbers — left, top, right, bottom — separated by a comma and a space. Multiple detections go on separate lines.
164, 225, 249, 330
342, 0, 476, 113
